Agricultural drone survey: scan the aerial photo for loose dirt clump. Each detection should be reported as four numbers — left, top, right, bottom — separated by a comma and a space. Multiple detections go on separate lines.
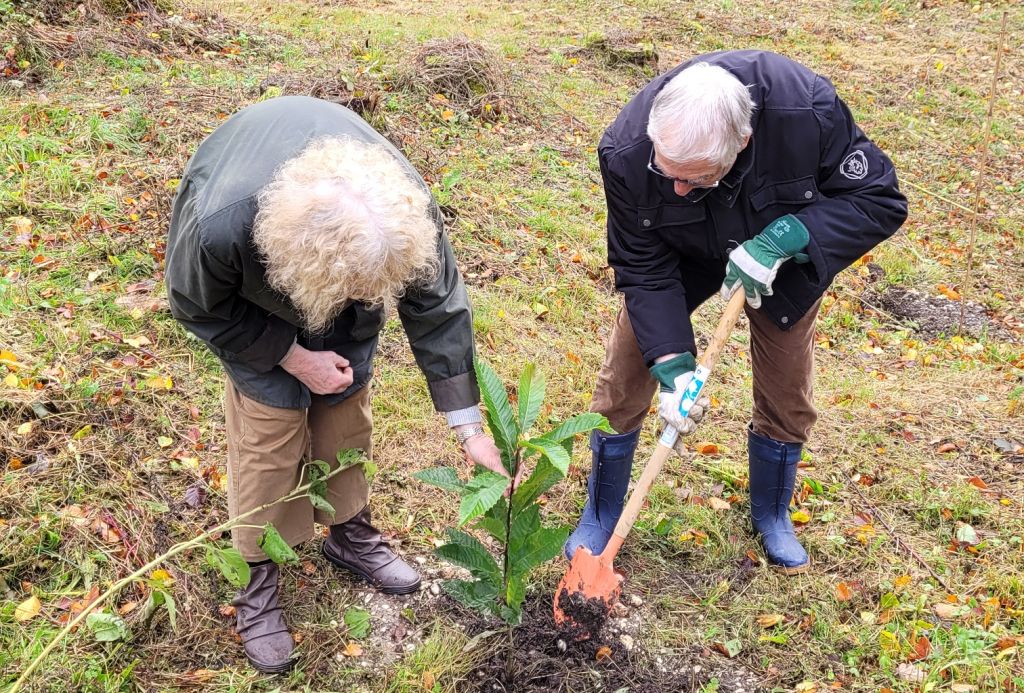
452, 595, 764, 692
553, 588, 611, 640
577, 29, 659, 70
865, 286, 1010, 340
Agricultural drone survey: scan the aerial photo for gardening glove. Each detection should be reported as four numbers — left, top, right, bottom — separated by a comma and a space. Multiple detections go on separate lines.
651, 353, 704, 435
720, 214, 810, 309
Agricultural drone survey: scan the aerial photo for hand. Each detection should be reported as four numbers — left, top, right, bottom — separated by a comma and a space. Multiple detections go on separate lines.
458, 431, 525, 492
650, 352, 702, 434
671, 396, 710, 457
279, 344, 353, 395
720, 214, 810, 309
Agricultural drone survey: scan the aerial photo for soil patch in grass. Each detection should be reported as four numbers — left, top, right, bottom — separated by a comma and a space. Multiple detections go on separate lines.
451, 595, 764, 692
865, 286, 1011, 340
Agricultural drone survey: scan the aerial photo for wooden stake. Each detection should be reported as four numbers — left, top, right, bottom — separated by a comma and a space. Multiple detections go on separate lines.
958, 10, 1008, 334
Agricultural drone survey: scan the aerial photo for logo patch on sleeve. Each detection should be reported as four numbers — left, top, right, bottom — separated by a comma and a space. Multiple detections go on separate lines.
840, 150, 869, 180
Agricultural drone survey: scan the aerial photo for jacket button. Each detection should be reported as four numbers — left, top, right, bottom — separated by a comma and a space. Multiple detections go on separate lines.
642, 219, 652, 227
781, 316, 790, 324
804, 190, 813, 199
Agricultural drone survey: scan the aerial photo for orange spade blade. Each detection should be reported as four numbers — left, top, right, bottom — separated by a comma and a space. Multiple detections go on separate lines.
552, 546, 624, 639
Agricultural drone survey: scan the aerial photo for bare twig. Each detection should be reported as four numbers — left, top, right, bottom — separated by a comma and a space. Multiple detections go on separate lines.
10, 462, 353, 692
958, 11, 1008, 335
841, 469, 955, 594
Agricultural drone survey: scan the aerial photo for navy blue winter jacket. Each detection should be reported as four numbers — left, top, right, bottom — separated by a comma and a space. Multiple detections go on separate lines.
600, 50, 908, 362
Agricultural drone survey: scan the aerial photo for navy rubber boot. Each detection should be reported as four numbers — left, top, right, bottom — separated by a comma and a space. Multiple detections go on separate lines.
564, 428, 640, 560
748, 425, 810, 574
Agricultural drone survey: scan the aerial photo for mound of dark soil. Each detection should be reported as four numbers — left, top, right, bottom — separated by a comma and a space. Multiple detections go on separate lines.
865, 286, 1010, 340
452, 596, 765, 693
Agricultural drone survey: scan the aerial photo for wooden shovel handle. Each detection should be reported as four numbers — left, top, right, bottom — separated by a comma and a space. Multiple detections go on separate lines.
603, 290, 747, 557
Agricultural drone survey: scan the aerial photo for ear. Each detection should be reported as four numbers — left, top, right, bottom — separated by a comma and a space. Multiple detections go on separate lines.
743, 135, 751, 148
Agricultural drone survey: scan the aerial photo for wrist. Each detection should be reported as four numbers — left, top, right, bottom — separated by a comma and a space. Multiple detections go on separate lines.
453, 423, 485, 447
759, 214, 809, 258
649, 352, 696, 391
278, 339, 301, 367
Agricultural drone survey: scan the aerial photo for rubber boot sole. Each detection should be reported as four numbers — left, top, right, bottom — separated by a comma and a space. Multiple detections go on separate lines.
771, 559, 811, 576
322, 545, 421, 595
248, 655, 295, 674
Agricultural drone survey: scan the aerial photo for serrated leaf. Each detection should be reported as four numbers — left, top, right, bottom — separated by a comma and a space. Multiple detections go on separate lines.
474, 360, 519, 469
522, 437, 571, 475
508, 503, 540, 555
309, 491, 336, 519
344, 607, 371, 639
436, 529, 501, 584
511, 456, 562, 515
458, 471, 510, 526
444, 579, 500, 617
206, 546, 251, 588
476, 496, 507, 542
87, 612, 130, 642
504, 574, 526, 623
540, 412, 614, 442
510, 525, 570, 578
413, 467, 465, 493
258, 524, 300, 565
517, 363, 545, 434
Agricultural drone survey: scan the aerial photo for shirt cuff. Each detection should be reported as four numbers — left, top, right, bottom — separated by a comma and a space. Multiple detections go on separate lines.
445, 406, 482, 427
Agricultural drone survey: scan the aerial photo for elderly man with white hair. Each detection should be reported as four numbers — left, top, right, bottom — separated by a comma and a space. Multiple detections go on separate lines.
566, 50, 907, 573
166, 95, 505, 672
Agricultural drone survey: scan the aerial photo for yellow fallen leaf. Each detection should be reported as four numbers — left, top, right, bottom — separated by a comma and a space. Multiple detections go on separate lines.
756, 613, 783, 628
17, 421, 33, 436
4, 373, 19, 388
341, 641, 363, 657
146, 376, 173, 390
791, 510, 811, 525
531, 302, 549, 318
15, 595, 42, 622
72, 425, 93, 440
151, 569, 174, 585
124, 335, 151, 348
157, 436, 173, 448
0, 349, 18, 366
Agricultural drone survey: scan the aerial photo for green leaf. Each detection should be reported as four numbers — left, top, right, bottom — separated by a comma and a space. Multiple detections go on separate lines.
444, 579, 500, 617
508, 503, 540, 555
206, 546, 251, 588
510, 456, 562, 516
158, 589, 177, 632
540, 413, 613, 443
499, 603, 522, 626
362, 459, 378, 482
344, 607, 371, 639
476, 496, 508, 543
458, 471, 510, 527
517, 363, 545, 434
505, 573, 527, 620
510, 525, 570, 578
475, 360, 520, 470
309, 459, 331, 480
413, 467, 465, 493
87, 612, 130, 643
335, 449, 364, 470
435, 529, 501, 584
309, 491, 336, 519
522, 437, 571, 475
258, 523, 299, 565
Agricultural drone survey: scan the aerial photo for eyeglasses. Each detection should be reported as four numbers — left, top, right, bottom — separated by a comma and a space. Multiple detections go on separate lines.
647, 148, 721, 189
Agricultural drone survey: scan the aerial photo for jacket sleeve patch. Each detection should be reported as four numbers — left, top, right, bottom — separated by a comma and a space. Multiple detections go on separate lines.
840, 150, 869, 180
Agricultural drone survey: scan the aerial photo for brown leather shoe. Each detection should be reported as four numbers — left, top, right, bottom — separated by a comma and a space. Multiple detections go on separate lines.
323, 506, 421, 594
232, 563, 295, 673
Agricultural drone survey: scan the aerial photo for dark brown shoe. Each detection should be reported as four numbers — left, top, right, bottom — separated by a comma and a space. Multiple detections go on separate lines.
232, 563, 295, 673
323, 506, 421, 595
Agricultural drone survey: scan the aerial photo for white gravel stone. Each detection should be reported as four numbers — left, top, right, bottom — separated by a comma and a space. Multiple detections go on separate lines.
557, 639, 567, 653
414, 556, 427, 565
628, 594, 643, 607
619, 634, 634, 651
429, 582, 441, 596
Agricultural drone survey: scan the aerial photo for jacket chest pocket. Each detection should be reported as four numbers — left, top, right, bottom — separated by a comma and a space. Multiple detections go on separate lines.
637, 204, 709, 256
749, 176, 820, 213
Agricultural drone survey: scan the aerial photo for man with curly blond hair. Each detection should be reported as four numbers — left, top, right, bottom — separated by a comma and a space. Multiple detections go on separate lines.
166, 96, 505, 673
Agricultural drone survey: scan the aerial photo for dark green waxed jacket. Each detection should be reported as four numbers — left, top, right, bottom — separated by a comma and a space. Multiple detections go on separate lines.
165, 96, 479, 411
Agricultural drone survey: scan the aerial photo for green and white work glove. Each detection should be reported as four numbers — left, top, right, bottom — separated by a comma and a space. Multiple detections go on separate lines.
650, 353, 708, 436
720, 214, 810, 309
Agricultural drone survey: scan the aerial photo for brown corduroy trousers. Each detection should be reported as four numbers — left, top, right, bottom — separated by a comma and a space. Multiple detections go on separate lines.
590, 300, 821, 444
224, 381, 373, 561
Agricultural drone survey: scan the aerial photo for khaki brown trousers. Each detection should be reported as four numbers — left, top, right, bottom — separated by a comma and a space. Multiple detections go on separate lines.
591, 300, 820, 444
224, 381, 373, 562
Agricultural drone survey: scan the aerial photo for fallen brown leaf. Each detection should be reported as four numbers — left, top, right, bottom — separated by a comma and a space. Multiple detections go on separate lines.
341, 641, 363, 657
756, 614, 784, 628
835, 582, 853, 602
15, 595, 42, 622
595, 645, 612, 662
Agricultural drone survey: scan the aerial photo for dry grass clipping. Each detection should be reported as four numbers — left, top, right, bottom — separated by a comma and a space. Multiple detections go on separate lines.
401, 36, 507, 110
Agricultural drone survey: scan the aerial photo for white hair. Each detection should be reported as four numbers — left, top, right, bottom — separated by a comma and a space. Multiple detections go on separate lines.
252, 136, 440, 333
646, 62, 755, 169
